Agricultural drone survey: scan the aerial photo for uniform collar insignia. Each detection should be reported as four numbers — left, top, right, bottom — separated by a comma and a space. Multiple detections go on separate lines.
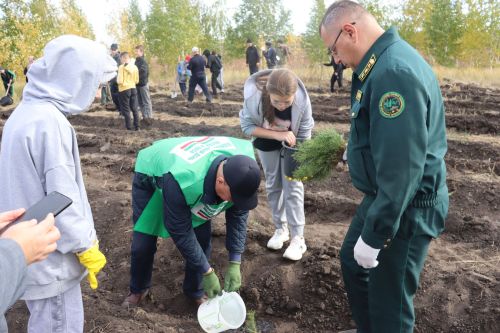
355, 90, 363, 102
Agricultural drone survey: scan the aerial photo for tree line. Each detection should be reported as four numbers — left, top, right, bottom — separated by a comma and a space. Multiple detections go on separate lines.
0, 0, 498, 77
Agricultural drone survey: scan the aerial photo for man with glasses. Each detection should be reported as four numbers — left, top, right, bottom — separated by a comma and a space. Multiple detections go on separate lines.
319, 1, 448, 332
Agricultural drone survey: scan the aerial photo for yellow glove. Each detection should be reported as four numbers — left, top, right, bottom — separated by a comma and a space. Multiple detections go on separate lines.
76, 241, 107, 289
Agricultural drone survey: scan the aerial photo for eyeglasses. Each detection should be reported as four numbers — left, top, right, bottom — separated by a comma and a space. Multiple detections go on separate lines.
328, 22, 356, 56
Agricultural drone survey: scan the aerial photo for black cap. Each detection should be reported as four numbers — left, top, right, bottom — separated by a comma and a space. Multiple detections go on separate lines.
223, 155, 260, 210
246, 38, 252, 43
110, 43, 118, 51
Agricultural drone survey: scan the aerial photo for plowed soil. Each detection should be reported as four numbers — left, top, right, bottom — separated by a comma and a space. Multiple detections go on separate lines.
2, 80, 499, 333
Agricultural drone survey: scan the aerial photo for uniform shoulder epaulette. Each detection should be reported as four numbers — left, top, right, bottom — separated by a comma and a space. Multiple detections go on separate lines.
359, 54, 377, 82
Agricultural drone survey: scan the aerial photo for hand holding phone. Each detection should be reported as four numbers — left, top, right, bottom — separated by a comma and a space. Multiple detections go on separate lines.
1, 214, 61, 264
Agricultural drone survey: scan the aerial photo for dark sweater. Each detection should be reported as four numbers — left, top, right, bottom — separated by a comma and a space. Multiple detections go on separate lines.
135, 56, 149, 86
187, 54, 207, 78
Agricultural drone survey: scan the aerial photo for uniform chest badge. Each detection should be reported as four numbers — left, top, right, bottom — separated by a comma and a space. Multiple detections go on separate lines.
379, 92, 405, 118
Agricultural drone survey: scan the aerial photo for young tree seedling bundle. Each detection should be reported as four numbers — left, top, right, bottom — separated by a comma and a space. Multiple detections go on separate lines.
292, 128, 346, 181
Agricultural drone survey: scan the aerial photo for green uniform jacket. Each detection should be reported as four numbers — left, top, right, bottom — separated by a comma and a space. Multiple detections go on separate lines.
348, 27, 448, 249
134, 136, 256, 237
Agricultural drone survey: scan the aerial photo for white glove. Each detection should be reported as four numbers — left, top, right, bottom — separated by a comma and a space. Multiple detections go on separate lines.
353, 236, 380, 269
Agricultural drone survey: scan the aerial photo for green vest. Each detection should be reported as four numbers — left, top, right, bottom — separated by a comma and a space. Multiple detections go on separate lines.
134, 136, 256, 238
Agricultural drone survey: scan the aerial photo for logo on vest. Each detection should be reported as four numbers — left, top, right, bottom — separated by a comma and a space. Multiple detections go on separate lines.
191, 202, 227, 220
170, 136, 236, 164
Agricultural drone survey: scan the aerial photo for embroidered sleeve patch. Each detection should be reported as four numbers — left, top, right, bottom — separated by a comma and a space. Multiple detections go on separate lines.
379, 92, 405, 118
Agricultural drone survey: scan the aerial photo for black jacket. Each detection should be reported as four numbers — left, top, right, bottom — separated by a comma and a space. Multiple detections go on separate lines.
246, 45, 260, 66
263, 47, 277, 68
135, 56, 149, 86
188, 54, 207, 78
324, 57, 345, 73
207, 54, 222, 73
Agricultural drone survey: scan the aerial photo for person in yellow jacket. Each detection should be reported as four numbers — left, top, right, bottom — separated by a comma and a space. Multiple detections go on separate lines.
117, 52, 140, 130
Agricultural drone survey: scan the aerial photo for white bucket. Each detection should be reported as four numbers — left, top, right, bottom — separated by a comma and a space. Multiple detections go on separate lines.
197, 291, 246, 333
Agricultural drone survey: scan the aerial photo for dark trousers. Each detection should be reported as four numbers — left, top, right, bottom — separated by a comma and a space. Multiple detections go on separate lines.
330, 71, 343, 92
340, 195, 448, 333
118, 88, 139, 130
187, 75, 211, 102
249, 64, 258, 75
179, 82, 187, 96
110, 80, 120, 113
130, 173, 212, 299
211, 71, 222, 96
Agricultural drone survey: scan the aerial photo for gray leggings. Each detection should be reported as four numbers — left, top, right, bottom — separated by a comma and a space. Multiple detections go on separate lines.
26, 283, 83, 333
257, 148, 305, 238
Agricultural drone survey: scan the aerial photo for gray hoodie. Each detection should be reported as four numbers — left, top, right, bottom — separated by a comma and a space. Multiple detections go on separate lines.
0, 35, 117, 300
0, 239, 27, 331
239, 69, 314, 141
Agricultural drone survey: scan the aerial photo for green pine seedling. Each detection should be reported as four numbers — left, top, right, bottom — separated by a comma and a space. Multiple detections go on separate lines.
292, 128, 346, 181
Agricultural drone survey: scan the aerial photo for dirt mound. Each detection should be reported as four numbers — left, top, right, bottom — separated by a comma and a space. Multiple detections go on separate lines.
1, 82, 499, 333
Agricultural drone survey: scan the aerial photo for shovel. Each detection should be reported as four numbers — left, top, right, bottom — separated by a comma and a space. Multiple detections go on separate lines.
170, 78, 178, 99
5, 80, 12, 97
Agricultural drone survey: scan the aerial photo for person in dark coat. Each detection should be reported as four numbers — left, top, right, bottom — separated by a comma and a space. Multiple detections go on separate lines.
262, 41, 277, 69
134, 45, 153, 126
23, 56, 35, 83
324, 54, 345, 92
205, 50, 223, 97
187, 47, 212, 103
245, 39, 260, 75
109, 43, 121, 113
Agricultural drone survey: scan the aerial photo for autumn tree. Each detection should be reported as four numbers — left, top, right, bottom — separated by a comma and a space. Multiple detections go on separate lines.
198, 0, 230, 55
424, 0, 464, 65
58, 0, 95, 39
0, 0, 59, 76
144, 0, 202, 66
107, 0, 145, 54
225, 0, 292, 58
302, 0, 327, 63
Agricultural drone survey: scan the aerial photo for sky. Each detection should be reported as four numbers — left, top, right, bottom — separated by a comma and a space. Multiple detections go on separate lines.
77, 0, 338, 45
77, 0, 400, 45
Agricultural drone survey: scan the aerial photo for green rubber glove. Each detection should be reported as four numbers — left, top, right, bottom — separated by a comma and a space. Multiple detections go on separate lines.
224, 261, 241, 292
202, 269, 221, 299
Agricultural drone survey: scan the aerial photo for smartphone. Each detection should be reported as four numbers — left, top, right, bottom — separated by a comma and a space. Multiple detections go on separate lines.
15, 191, 73, 223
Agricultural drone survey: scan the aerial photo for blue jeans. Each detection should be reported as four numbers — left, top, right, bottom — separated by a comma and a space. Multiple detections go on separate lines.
129, 173, 212, 299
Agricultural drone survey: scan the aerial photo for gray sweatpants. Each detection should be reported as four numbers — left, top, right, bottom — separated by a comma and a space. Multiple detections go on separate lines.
26, 283, 84, 333
257, 148, 305, 238
137, 84, 153, 119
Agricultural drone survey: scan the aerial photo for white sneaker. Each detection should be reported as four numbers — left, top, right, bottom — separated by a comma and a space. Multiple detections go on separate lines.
267, 228, 290, 250
283, 236, 307, 261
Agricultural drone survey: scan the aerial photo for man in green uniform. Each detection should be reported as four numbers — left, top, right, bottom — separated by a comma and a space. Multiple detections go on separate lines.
0, 66, 15, 97
319, 2, 448, 332
122, 136, 261, 308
